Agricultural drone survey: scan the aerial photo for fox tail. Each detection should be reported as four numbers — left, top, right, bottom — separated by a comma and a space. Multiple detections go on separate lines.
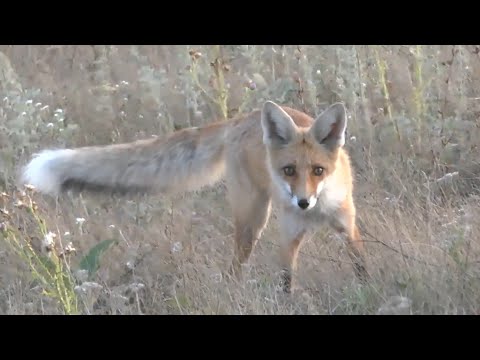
21, 122, 229, 196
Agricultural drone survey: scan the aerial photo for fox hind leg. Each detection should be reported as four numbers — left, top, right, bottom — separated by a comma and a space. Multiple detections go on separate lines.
226, 179, 272, 282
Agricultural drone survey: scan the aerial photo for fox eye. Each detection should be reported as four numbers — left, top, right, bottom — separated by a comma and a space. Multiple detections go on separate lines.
283, 166, 295, 176
313, 166, 324, 176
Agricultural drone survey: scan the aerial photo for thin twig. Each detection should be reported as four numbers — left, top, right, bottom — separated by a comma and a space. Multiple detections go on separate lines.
263, 239, 356, 265
358, 225, 444, 268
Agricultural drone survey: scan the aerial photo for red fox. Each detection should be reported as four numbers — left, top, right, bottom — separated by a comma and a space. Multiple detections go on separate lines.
21, 101, 369, 292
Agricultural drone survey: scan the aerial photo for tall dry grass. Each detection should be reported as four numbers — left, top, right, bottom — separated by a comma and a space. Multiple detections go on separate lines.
1, 45, 480, 314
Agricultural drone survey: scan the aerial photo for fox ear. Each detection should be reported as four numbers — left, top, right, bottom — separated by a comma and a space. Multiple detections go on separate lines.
309, 102, 347, 150
261, 101, 298, 147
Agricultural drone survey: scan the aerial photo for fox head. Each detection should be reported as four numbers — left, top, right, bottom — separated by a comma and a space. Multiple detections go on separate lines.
261, 101, 348, 211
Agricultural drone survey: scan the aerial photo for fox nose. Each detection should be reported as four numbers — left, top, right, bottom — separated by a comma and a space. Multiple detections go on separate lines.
297, 199, 309, 210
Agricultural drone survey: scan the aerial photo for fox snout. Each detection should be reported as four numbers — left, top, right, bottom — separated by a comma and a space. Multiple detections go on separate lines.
297, 198, 310, 210
274, 171, 324, 212
291, 193, 318, 211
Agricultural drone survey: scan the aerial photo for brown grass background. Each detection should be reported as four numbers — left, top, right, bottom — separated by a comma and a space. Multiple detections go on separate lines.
1, 45, 480, 314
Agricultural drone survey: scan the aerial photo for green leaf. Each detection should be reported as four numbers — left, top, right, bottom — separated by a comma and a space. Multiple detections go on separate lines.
79, 239, 118, 277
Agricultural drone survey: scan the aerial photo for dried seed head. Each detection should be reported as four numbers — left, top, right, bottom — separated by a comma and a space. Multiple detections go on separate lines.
189, 50, 202, 60
62, 242, 77, 255
294, 48, 302, 60
292, 72, 301, 84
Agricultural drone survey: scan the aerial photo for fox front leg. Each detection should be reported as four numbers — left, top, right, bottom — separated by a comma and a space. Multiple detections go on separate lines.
278, 220, 307, 293
331, 200, 370, 283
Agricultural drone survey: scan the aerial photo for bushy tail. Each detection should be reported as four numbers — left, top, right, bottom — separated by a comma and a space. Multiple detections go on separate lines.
21, 121, 229, 196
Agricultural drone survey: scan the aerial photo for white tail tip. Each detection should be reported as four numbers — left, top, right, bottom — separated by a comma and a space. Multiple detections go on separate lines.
21, 149, 75, 195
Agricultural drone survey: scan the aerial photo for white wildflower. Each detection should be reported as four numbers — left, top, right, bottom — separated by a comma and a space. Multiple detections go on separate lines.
435, 172, 459, 183
42, 231, 57, 252
128, 283, 145, 293
171, 241, 183, 253
13, 200, 26, 208
35, 102, 42, 107
211, 273, 223, 283
75, 217, 86, 225
111, 292, 129, 303
74, 282, 103, 295
377, 296, 412, 315
24, 184, 36, 191
40, 105, 49, 111
25, 99, 33, 105
46, 123, 54, 128
74, 269, 89, 282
